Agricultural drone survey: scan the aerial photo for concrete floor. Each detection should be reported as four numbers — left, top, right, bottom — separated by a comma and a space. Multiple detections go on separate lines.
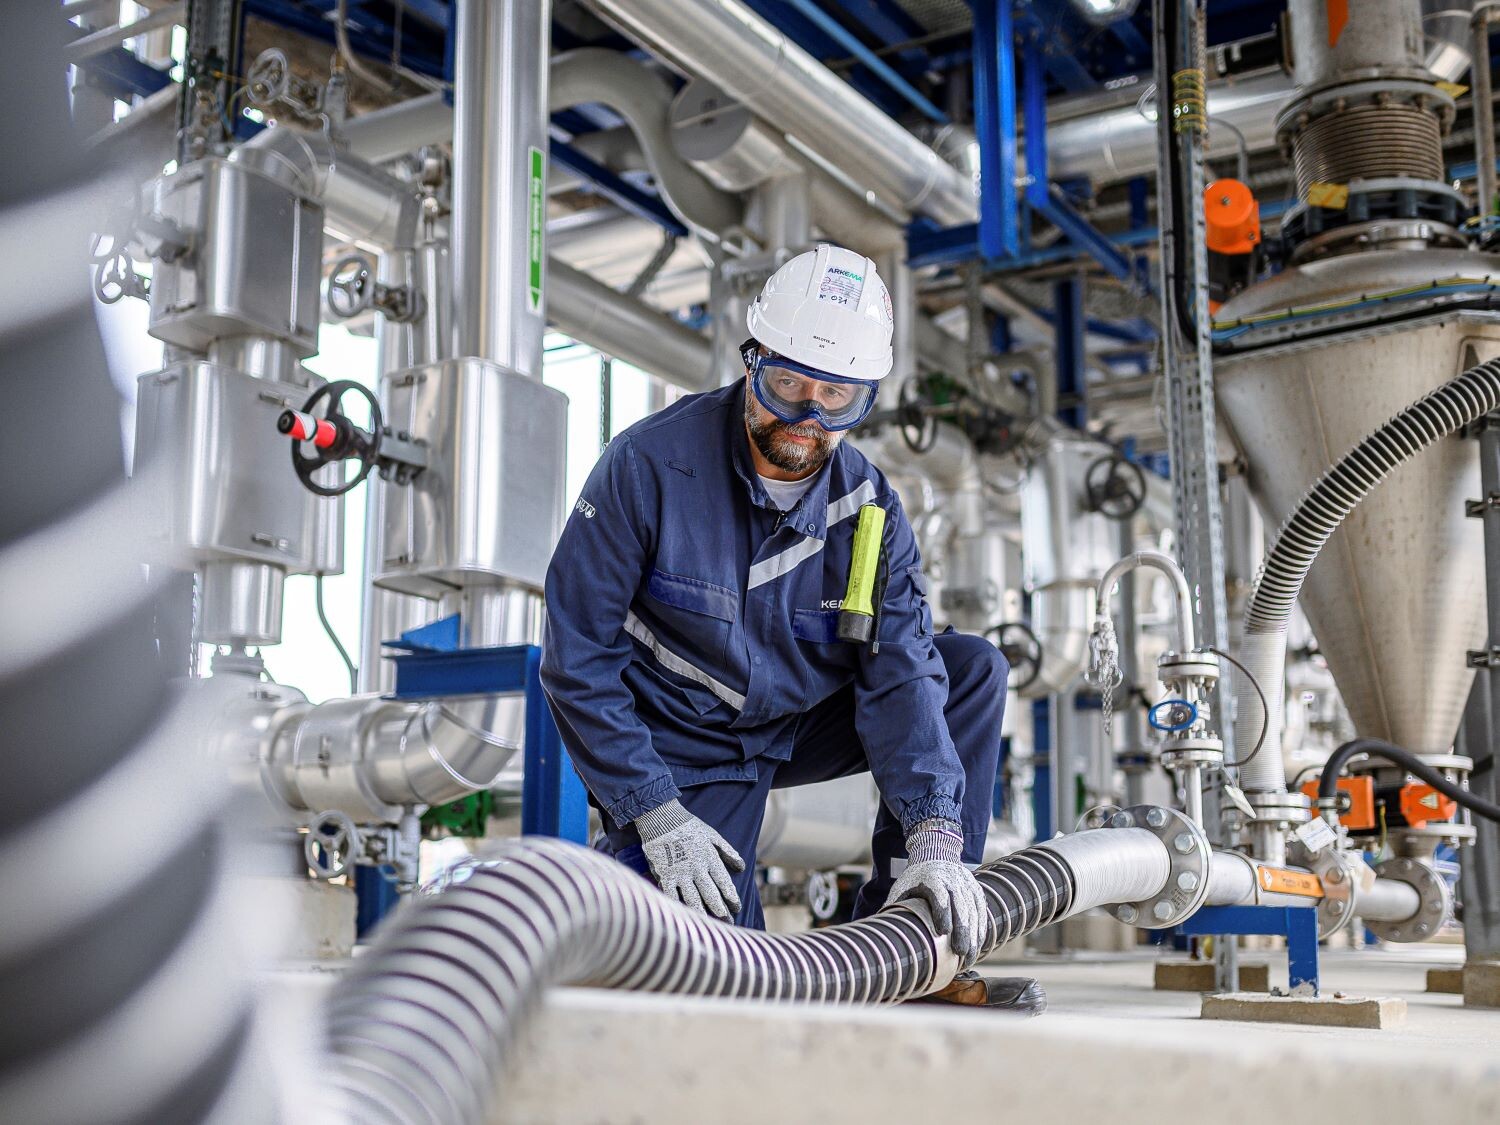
497, 941, 1500, 1125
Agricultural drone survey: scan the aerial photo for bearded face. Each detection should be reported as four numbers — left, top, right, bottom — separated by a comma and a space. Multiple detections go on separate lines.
743, 386, 843, 475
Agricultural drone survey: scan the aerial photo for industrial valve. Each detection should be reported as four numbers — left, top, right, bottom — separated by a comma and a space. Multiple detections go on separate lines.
326, 252, 426, 324
986, 621, 1042, 694
278, 379, 428, 497
1084, 454, 1147, 520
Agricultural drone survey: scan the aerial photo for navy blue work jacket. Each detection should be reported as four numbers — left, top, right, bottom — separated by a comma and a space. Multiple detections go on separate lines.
539, 381, 964, 834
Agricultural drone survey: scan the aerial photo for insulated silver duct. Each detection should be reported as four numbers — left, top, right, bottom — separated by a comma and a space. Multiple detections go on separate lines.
449, 0, 550, 372
583, 0, 976, 224
548, 260, 715, 391
550, 48, 742, 239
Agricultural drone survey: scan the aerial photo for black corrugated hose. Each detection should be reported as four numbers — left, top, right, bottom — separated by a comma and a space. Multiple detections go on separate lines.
1246, 358, 1500, 634
1317, 738, 1500, 823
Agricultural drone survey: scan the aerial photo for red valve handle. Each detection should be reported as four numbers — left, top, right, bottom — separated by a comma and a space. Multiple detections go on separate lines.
278, 408, 339, 449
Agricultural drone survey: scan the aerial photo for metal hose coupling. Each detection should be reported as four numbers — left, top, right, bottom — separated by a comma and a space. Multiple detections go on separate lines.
328, 825, 1180, 1124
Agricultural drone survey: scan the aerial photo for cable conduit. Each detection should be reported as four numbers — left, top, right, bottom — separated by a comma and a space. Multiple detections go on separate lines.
1236, 359, 1500, 794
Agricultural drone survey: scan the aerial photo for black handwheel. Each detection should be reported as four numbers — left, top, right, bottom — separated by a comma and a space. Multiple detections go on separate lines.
1085, 455, 1147, 520
986, 621, 1043, 694
284, 380, 383, 497
897, 376, 936, 454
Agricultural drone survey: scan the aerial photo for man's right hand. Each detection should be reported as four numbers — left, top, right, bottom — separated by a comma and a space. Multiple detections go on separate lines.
635, 799, 745, 920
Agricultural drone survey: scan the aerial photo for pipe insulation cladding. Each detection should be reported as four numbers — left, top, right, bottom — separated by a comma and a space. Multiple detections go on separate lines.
327, 829, 1171, 1123
1235, 359, 1500, 794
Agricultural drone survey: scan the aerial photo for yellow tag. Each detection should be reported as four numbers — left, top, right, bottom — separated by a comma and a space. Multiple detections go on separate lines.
1436, 81, 1468, 98
1259, 867, 1325, 898
1307, 181, 1349, 209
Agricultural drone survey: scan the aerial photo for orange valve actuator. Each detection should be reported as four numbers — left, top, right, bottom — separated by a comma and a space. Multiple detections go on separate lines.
1204, 178, 1260, 255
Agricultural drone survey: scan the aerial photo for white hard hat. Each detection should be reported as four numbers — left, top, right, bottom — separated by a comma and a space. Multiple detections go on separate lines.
745, 244, 894, 381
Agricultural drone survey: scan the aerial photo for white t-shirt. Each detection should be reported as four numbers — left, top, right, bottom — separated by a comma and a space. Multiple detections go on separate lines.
758, 472, 818, 512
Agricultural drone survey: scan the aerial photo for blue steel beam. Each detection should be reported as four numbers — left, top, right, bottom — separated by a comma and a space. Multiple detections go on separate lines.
783, 0, 947, 122
549, 140, 688, 237
971, 0, 1020, 260
78, 48, 173, 99
1022, 35, 1142, 287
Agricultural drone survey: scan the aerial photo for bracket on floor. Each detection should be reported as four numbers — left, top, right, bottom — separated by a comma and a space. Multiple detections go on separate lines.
1177, 904, 1320, 995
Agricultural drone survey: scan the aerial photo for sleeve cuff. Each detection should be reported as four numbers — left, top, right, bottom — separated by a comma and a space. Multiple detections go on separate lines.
897, 794, 963, 837
605, 775, 683, 826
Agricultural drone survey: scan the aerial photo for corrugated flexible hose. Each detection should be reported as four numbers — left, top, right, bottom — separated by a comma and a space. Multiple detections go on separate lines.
327, 829, 1170, 1124
1235, 359, 1500, 793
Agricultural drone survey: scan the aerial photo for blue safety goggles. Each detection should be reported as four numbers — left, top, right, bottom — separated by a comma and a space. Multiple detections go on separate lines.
741, 340, 879, 432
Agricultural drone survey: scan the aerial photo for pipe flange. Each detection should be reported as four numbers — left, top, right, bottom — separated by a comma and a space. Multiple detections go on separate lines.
1299, 846, 1363, 939
1367, 858, 1451, 943
1247, 790, 1313, 827
1095, 805, 1212, 930
1157, 650, 1221, 683
1276, 77, 1457, 138
1160, 742, 1225, 767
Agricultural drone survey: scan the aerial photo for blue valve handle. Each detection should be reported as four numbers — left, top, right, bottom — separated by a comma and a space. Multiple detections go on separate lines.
1148, 699, 1198, 732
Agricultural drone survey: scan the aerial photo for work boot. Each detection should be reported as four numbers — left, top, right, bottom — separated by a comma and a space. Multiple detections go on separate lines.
910, 970, 1046, 1014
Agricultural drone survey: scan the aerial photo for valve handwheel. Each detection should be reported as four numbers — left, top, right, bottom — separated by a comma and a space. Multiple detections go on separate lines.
279, 380, 383, 497
327, 252, 376, 319
986, 621, 1043, 694
897, 375, 937, 454
1085, 455, 1147, 520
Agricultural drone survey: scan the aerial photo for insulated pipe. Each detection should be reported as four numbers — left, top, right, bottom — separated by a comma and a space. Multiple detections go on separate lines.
328, 828, 1170, 1122
1237, 359, 1500, 794
259, 693, 523, 825
1474, 4, 1497, 214
583, 0, 976, 224
228, 127, 417, 249
449, 0, 549, 373
548, 259, 714, 391
550, 48, 742, 239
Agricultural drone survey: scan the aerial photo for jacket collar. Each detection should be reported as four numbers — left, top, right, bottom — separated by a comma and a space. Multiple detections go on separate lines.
728, 382, 838, 539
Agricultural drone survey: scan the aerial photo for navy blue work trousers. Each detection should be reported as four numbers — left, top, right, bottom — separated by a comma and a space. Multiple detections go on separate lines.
604, 630, 1007, 928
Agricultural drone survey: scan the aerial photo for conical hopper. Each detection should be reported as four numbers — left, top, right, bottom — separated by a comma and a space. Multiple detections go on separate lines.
1215, 251, 1498, 755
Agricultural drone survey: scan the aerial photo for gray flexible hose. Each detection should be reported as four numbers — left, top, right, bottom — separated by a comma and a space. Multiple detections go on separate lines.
1235, 359, 1500, 793
328, 829, 1170, 1124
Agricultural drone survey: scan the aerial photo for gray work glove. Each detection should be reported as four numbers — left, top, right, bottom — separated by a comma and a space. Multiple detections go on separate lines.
635, 799, 745, 920
885, 818, 989, 967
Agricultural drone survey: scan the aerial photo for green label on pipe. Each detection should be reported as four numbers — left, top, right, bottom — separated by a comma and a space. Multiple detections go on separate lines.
837, 503, 885, 644
528, 145, 544, 315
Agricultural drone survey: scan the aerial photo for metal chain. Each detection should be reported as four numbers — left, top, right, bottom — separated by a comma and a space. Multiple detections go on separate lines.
1086, 615, 1123, 736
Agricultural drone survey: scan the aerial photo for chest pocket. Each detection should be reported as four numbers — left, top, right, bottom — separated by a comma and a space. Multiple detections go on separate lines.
643, 568, 737, 672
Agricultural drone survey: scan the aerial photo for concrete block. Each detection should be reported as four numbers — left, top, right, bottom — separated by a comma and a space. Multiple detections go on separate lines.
1155, 960, 1269, 992
1201, 991, 1406, 1029
1463, 960, 1500, 1008
1426, 966, 1464, 994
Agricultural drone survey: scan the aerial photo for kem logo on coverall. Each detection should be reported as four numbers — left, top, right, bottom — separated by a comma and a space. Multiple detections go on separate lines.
574, 497, 597, 519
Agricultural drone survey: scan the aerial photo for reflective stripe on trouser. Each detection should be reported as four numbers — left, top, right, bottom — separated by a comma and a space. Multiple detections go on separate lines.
603, 631, 1008, 928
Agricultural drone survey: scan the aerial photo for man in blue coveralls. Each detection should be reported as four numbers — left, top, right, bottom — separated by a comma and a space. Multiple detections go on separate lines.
542, 245, 1041, 1010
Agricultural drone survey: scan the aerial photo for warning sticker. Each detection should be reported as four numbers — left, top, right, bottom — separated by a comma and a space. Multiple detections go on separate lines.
1258, 867, 1324, 899
818, 265, 864, 308
1307, 181, 1349, 210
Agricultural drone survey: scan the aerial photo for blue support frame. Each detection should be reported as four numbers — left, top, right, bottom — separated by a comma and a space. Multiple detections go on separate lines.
971, 0, 1020, 260
783, 0, 947, 123
1178, 905, 1322, 994
390, 640, 590, 843
1053, 275, 1086, 430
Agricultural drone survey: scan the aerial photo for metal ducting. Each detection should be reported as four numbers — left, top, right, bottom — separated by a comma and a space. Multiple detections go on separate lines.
583, 0, 977, 224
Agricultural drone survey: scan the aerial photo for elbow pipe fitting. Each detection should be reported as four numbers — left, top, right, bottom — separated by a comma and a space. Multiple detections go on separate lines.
263, 694, 521, 824
1094, 550, 1196, 654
